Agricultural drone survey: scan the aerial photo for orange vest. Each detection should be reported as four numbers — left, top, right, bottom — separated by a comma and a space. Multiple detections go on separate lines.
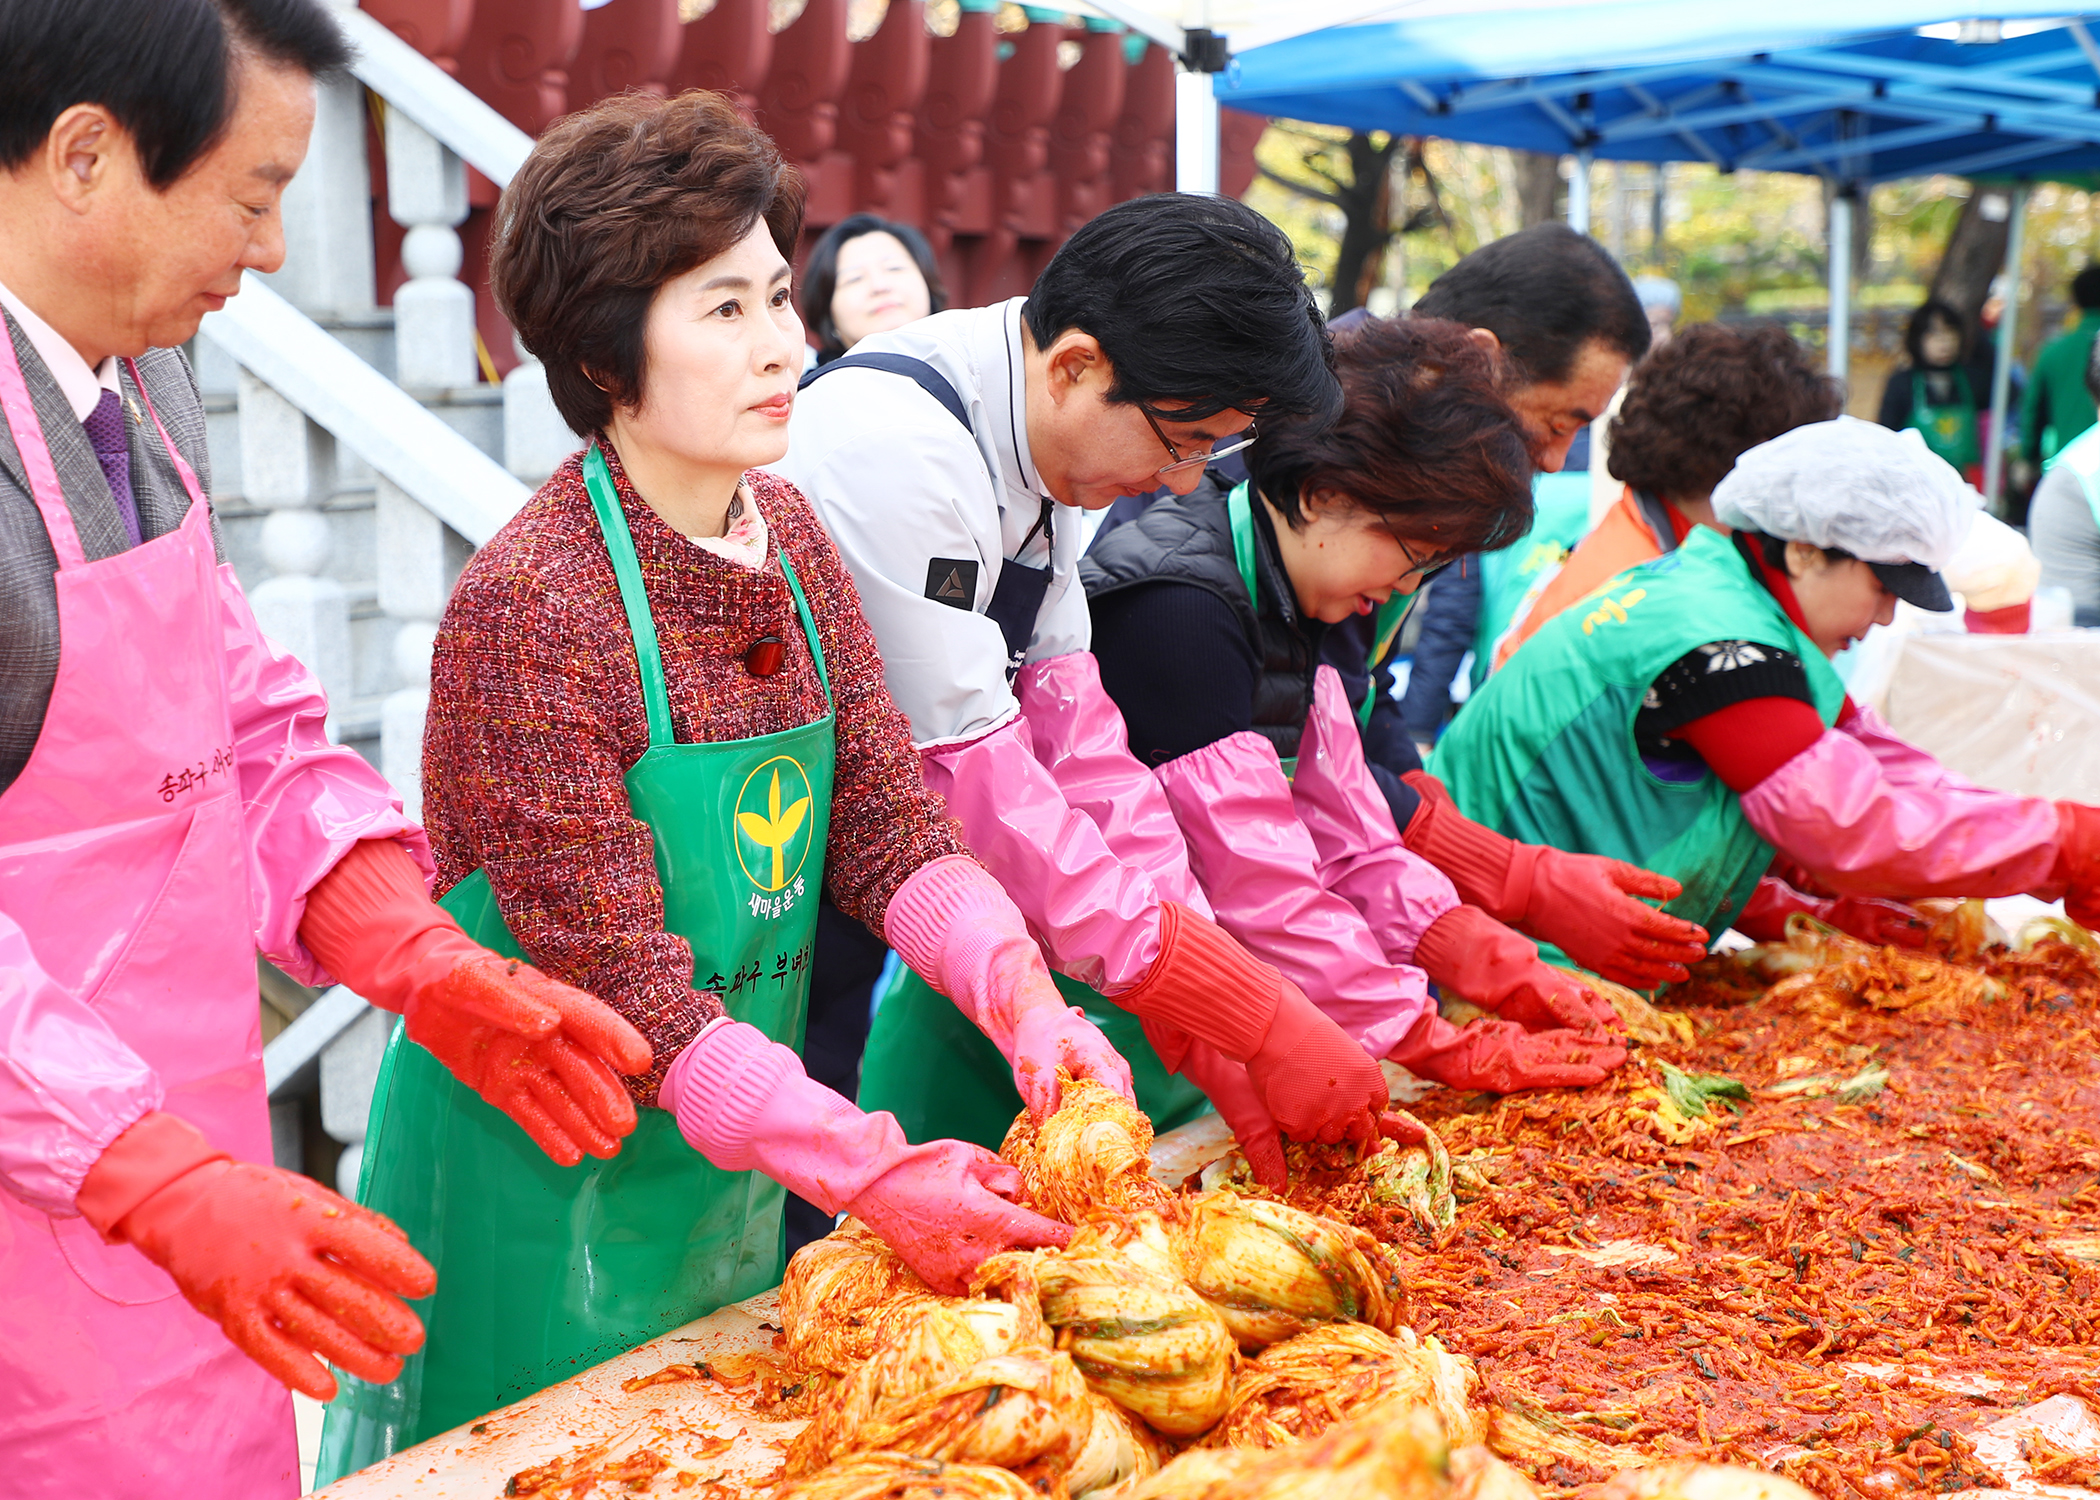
1493, 488, 1698, 672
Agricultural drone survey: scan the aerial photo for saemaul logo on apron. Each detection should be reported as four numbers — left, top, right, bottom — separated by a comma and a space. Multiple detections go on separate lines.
734, 755, 816, 895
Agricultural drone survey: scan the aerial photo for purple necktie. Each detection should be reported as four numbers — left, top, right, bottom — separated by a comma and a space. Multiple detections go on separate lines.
81, 388, 141, 548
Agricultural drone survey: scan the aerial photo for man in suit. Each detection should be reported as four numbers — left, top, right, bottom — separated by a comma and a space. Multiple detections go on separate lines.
0, 3, 649, 1494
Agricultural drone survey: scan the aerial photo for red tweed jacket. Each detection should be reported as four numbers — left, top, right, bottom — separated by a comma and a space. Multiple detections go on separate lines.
423, 443, 967, 1102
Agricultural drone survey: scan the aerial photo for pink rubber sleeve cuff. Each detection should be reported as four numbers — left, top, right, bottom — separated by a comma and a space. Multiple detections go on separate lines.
75, 1111, 227, 1241
1290, 667, 1462, 962
0, 907, 163, 1216
919, 716, 1166, 995
1741, 727, 2061, 900
1154, 729, 1431, 1061
217, 564, 430, 986
1014, 653, 1214, 916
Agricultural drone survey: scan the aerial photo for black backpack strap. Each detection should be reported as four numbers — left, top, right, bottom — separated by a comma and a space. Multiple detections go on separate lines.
800, 352, 972, 433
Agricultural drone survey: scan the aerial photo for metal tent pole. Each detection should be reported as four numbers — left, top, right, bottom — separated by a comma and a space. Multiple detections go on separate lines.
1828, 188, 1854, 386
1567, 149, 1593, 232
1176, 68, 1222, 193
1984, 183, 2030, 512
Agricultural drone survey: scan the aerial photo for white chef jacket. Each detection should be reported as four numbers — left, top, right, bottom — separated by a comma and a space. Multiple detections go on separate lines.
775, 299, 1093, 748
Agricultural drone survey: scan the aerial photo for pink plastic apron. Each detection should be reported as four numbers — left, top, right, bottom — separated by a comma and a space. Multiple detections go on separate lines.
0, 341, 298, 1497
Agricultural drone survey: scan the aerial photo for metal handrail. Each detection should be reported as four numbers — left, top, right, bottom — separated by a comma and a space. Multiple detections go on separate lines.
337, 6, 531, 188
200, 276, 529, 547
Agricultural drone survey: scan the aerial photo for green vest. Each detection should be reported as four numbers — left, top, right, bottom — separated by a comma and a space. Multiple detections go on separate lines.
1471, 470, 1595, 690
1432, 526, 1846, 943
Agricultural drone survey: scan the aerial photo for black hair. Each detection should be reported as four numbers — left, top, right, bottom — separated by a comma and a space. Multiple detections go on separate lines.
2074, 264, 2100, 311
1023, 193, 1339, 424
1411, 223, 1650, 386
1903, 298, 1967, 369
2085, 331, 2100, 403
800, 214, 948, 363
1246, 317, 1534, 557
0, 0, 347, 191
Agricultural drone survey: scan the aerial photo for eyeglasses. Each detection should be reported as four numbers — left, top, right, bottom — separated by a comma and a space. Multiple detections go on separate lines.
1392, 532, 1457, 587
1141, 406, 1259, 477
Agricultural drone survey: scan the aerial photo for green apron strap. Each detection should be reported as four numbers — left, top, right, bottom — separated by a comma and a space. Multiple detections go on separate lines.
1357, 590, 1416, 729
776, 549, 832, 705
583, 443, 675, 748
1226, 481, 1260, 610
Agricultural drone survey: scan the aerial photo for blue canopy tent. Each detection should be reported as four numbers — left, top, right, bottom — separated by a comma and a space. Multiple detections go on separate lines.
1215, 4, 2100, 503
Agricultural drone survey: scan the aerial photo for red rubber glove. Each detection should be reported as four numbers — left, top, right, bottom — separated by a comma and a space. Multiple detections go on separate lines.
76, 1112, 435, 1401
1410, 904, 1620, 1033
2055, 802, 2100, 930
1734, 876, 1933, 948
1170, 1035, 1288, 1191
1401, 772, 1708, 987
301, 839, 654, 1167
1386, 1012, 1625, 1093
1110, 901, 1388, 1147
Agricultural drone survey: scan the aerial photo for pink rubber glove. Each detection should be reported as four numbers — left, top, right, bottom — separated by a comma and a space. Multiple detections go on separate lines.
1740, 729, 2062, 900
301, 839, 654, 1166
76, 1111, 435, 1401
1733, 876, 1934, 948
1401, 771, 1708, 987
884, 855, 1135, 1118
1386, 1012, 1625, 1094
661, 1021, 1071, 1293
1411, 905, 1620, 1033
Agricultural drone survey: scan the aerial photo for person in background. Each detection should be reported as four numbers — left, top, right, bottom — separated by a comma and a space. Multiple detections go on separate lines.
784, 194, 1403, 1183
0, 3, 653, 1495
2028, 335, 2100, 627
1436, 417, 2100, 950
1492, 324, 1842, 670
1083, 318, 1632, 1094
788, 209, 952, 1250
799, 212, 947, 366
2022, 264, 2100, 469
321, 93, 1124, 1479
1633, 275, 1681, 350
1877, 299, 1987, 486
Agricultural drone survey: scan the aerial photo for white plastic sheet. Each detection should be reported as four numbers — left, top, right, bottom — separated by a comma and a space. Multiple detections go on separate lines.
1882, 632, 2100, 802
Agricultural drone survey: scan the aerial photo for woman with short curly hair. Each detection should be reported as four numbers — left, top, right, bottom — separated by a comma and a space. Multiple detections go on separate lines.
319, 90, 1134, 1477
1492, 322, 1840, 670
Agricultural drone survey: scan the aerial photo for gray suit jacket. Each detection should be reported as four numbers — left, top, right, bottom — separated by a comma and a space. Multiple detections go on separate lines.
0, 310, 221, 791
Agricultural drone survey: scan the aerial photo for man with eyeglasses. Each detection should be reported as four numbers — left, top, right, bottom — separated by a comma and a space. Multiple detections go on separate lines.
779, 194, 1404, 1182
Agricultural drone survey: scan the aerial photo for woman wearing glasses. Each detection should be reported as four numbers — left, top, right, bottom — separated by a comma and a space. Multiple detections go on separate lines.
1082, 318, 1632, 1095
783, 195, 1407, 1179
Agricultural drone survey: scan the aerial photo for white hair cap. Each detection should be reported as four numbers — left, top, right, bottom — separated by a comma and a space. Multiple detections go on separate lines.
1711, 416, 1976, 570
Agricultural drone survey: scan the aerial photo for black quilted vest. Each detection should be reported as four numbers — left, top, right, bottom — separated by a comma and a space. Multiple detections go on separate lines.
1081, 476, 1324, 759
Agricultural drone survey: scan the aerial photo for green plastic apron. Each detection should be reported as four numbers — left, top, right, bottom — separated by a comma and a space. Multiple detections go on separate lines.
317, 445, 836, 1483
1908, 366, 1982, 474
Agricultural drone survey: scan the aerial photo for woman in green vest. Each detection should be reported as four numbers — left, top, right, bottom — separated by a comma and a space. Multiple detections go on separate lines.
317, 93, 1133, 1481
1435, 416, 2100, 949
1876, 300, 1984, 485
